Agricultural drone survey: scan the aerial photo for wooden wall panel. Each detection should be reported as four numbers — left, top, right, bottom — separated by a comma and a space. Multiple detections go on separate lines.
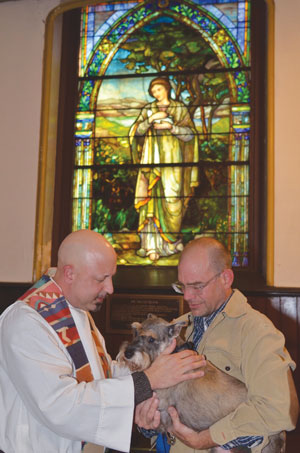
1, 285, 299, 449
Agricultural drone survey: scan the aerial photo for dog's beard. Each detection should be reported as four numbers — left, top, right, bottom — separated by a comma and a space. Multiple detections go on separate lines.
117, 350, 152, 372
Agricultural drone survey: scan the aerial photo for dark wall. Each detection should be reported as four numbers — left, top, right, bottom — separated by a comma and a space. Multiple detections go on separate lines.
0, 283, 31, 313
1, 283, 299, 451
1, 284, 299, 394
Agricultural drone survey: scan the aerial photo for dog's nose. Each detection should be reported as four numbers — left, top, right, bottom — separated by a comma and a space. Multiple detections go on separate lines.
125, 349, 134, 359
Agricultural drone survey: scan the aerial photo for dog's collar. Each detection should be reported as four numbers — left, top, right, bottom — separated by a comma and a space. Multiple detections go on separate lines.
173, 341, 195, 353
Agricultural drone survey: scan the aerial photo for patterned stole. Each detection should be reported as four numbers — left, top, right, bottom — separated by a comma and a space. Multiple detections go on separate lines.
87, 312, 111, 378
20, 274, 111, 381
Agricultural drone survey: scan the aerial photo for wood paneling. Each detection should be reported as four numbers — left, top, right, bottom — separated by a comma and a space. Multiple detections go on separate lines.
1, 284, 299, 450
95, 291, 300, 450
0, 283, 30, 314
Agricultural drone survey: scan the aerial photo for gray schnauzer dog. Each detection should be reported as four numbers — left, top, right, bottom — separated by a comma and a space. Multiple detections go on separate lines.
117, 314, 285, 453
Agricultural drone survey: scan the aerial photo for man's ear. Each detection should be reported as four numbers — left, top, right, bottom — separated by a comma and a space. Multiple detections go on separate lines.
221, 268, 234, 288
63, 265, 75, 283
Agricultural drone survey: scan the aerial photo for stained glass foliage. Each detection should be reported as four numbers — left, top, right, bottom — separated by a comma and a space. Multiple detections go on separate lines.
73, 0, 251, 267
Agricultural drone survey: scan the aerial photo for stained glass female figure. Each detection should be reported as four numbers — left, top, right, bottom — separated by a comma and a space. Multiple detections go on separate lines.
130, 77, 199, 261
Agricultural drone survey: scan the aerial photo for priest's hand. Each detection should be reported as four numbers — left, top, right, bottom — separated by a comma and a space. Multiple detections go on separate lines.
144, 339, 206, 390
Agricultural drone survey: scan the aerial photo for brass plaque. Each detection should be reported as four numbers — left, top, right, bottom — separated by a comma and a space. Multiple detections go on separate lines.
106, 294, 183, 334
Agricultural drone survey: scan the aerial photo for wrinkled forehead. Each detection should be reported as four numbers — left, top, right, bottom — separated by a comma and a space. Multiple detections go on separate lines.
179, 250, 212, 279
88, 247, 116, 268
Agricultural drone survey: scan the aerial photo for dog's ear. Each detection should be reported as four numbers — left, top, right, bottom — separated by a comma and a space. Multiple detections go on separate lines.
147, 313, 156, 319
167, 321, 186, 338
131, 321, 141, 337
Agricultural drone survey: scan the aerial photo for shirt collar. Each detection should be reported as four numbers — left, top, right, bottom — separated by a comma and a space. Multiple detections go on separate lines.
193, 290, 234, 330
223, 289, 248, 318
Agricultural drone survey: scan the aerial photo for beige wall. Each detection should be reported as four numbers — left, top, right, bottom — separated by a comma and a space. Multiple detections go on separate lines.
0, 0, 299, 286
0, 0, 60, 282
273, 0, 300, 287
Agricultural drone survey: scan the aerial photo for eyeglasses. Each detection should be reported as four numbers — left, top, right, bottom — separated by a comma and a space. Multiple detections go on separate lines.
172, 272, 222, 295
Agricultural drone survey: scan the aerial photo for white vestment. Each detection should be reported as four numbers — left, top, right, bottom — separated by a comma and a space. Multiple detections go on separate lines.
0, 301, 134, 453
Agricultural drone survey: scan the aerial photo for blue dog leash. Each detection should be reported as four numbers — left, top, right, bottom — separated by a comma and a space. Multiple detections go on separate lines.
156, 341, 196, 453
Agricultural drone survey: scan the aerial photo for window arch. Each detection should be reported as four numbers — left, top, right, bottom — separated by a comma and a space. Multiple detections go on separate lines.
49, 0, 269, 289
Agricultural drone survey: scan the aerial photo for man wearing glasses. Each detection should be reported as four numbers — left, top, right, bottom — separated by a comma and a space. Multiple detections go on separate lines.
135, 237, 299, 452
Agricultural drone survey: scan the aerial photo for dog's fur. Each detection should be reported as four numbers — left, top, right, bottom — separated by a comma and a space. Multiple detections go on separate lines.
117, 314, 285, 453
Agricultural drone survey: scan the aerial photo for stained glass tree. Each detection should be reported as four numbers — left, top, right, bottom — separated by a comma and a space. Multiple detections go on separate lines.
73, 0, 251, 267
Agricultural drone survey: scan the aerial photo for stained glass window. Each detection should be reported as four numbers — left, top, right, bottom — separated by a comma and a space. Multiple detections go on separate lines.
72, 0, 252, 267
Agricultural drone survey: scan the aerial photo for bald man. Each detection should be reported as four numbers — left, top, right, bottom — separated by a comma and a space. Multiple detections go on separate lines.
0, 230, 205, 453
135, 238, 299, 452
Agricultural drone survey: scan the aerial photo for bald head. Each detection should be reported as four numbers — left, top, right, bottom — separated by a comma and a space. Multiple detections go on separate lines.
57, 229, 115, 272
179, 237, 232, 274
54, 230, 117, 311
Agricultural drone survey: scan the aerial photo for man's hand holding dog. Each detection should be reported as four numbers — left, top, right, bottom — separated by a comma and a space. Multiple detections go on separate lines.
135, 341, 206, 430
135, 393, 160, 430
168, 406, 218, 449
144, 338, 206, 390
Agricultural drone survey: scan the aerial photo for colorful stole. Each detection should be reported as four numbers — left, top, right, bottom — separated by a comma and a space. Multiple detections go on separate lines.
20, 274, 111, 381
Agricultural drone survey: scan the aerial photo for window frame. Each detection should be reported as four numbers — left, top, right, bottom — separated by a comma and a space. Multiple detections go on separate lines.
51, 0, 268, 292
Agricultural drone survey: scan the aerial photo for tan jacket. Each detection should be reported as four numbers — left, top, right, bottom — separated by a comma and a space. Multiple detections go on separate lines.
171, 289, 297, 453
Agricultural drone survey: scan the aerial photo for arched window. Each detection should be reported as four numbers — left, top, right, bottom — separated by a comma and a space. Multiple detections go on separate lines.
52, 0, 267, 289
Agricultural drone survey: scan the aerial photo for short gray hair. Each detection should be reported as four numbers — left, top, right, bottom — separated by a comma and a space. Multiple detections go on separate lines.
181, 237, 232, 273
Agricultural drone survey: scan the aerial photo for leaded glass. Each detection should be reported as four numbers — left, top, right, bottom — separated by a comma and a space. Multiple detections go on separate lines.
73, 0, 251, 267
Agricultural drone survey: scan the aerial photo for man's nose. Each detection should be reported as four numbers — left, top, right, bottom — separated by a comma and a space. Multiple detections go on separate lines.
104, 277, 114, 295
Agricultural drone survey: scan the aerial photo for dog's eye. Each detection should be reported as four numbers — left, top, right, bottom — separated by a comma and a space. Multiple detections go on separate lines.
148, 337, 155, 343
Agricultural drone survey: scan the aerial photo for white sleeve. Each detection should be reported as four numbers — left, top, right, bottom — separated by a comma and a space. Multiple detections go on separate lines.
1, 304, 134, 452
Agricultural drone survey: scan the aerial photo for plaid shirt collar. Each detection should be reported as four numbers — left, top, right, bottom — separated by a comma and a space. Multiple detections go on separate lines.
194, 290, 233, 328
192, 291, 233, 348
